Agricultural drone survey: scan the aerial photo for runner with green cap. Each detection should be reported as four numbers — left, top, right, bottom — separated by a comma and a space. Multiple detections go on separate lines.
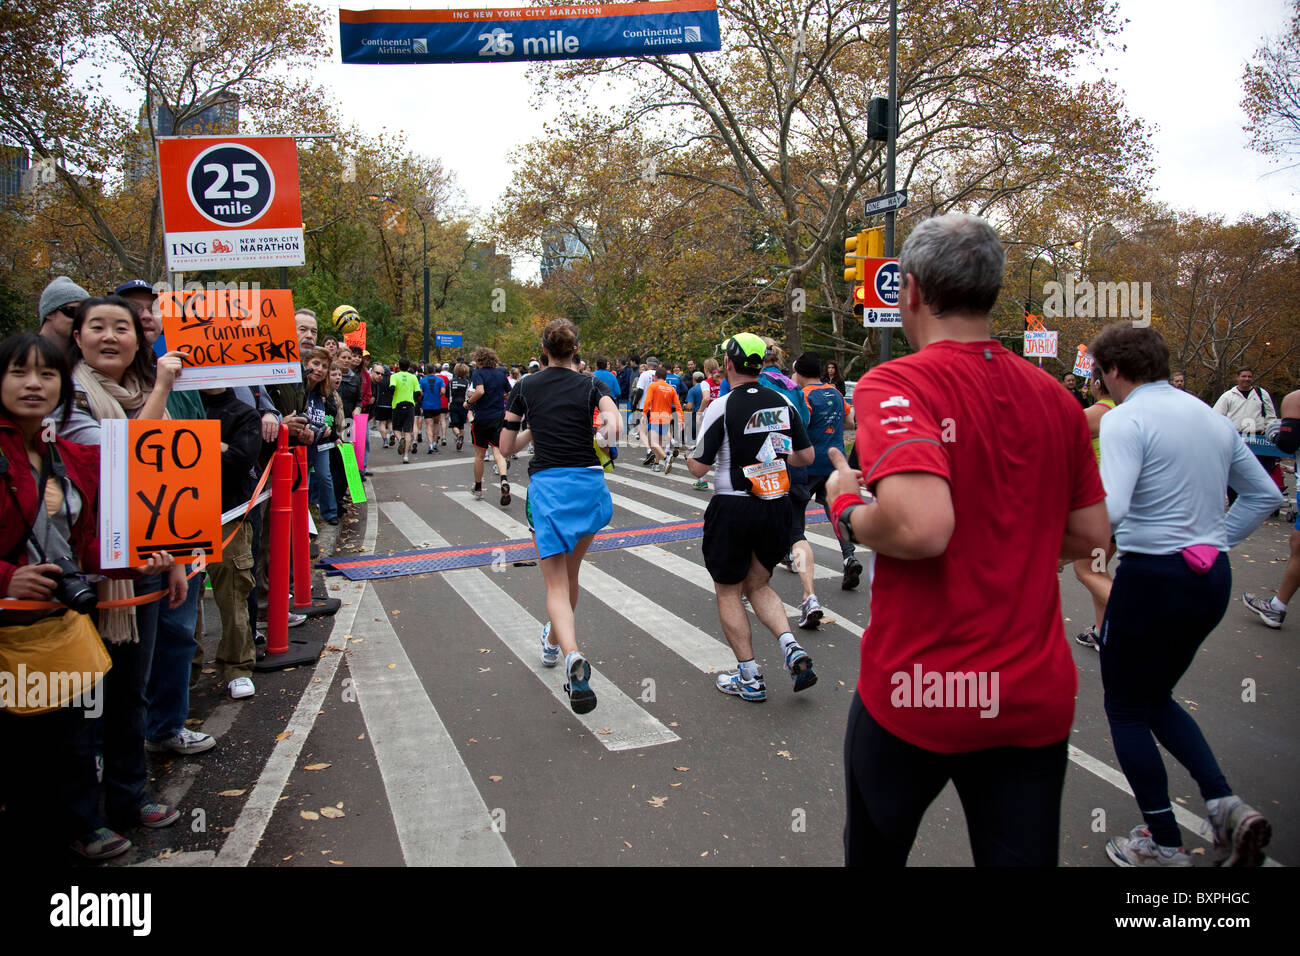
686, 333, 819, 701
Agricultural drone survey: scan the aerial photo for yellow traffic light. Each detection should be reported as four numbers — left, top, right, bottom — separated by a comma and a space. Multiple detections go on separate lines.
864, 227, 884, 258
844, 231, 867, 283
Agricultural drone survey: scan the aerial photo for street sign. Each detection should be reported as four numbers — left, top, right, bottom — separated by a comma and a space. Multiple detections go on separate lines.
860, 257, 901, 327
434, 332, 463, 348
157, 136, 305, 272
863, 189, 908, 216
1025, 331, 1058, 358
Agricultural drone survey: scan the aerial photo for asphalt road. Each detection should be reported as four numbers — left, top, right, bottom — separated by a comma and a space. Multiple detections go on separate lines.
103, 436, 1298, 870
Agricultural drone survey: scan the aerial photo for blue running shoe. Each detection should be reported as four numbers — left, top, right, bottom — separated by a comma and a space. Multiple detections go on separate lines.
785, 646, 817, 692
715, 670, 767, 702
564, 653, 597, 714
540, 621, 559, 668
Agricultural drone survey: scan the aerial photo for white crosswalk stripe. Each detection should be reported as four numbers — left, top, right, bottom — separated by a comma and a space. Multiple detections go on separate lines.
446, 491, 737, 673
378, 500, 680, 751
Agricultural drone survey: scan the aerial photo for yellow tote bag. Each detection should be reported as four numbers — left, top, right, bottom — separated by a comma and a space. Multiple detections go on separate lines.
0, 610, 111, 715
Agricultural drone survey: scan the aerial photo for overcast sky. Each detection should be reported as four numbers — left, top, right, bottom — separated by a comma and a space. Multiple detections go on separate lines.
320, 0, 1299, 247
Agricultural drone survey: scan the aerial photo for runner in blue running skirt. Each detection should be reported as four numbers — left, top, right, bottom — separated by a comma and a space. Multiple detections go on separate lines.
500, 318, 619, 715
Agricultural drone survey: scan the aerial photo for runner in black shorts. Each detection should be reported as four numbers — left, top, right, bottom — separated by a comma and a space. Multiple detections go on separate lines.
687, 332, 818, 703
467, 346, 512, 504
448, 363, 471, 452
371, 363, 394, 446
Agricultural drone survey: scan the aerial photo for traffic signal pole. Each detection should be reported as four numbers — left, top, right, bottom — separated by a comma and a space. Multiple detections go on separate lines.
880, 0, 898, 365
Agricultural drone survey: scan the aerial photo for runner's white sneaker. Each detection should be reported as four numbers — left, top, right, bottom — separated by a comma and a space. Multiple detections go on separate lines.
1106, 825, 1193, 867
715, 670, 767, 701
540, 621, 560, 667
1209, 797, 1271, 866
797, 594, 823, 629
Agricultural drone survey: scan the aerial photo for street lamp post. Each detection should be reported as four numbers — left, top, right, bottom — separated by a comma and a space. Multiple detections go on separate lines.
368, 194, 430, 364
1025, 250, 1048, 328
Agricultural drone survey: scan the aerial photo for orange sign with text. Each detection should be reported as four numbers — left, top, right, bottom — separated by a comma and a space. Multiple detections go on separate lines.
159, 288, 302, 390
344, 322, 367, 351
99, 420, 223, 568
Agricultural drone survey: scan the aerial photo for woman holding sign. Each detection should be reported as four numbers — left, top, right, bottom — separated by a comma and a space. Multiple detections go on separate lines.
0, 333, 177, 860
58, 295, 190, 842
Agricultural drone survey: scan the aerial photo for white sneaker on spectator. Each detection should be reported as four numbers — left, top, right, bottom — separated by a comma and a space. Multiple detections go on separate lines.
146, 727, 216, 755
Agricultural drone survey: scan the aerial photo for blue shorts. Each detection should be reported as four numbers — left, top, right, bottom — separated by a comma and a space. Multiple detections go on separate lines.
524, 467, 612, 559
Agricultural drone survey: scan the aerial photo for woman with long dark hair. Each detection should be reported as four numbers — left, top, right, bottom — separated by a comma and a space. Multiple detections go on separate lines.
822, 359, 846, 395
0, 333, 176, 860
58, 296, 189, 842
500, 319, 619, 714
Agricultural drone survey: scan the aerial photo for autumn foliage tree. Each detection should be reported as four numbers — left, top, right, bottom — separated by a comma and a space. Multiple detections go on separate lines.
505, 0, 1151, 363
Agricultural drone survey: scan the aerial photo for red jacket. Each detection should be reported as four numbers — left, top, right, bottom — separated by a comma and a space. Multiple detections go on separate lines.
0, 414, 102, 598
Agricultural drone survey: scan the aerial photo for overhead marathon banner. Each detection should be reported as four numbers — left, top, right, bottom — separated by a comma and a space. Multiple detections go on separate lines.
339, 1, 721, 64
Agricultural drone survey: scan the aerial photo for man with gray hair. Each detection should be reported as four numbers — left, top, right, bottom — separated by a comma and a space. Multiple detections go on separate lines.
825, 213, 1109, 866
37, 275, 89, 353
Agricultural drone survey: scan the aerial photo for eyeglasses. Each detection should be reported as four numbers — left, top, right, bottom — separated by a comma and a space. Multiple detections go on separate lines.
57, 304, 80, 320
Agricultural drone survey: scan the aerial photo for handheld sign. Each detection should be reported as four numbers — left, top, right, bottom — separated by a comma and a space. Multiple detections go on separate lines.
157, 135, 305, 272
1025, 331, 1058, 358
1073, 344, 1094, 379
344, 322, 367, 351
99, 420, 223, 569
159, 288, 302, 390
340, 443, 367, 503
351, 412, 369, 471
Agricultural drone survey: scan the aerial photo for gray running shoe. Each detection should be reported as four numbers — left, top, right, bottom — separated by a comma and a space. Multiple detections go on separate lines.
1243, 592, 1284, 628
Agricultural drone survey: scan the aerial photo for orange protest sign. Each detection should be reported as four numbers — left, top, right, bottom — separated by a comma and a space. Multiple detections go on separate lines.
344, 322, 366, 351
159, 288, 302, 390
99, 420, 223, 568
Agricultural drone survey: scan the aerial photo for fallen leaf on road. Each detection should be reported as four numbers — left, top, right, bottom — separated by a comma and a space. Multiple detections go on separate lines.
329, 860, 344, 865
300, 810, 319, 820
478, 667, 490, 673
596, 728, 612, 735
478, 648, 491, 653
304, 763, 331, 771
468, 738, 478, 744
282, 855, 293, 861
489, 775, 503, 782
357, 734, 364, 740
674, 766, 689, 772
391, 610, 400, 615
276, 731, 293, 742
669, 722, 679, 727
646, 796, 668, 808
319, 806, 344, 819
388, 663, 396, 669
218, 789, 246, 797
776, 750, 793, 760
700, 851, 709, 857
624, 841, 632, 849
670, 783, 682, 788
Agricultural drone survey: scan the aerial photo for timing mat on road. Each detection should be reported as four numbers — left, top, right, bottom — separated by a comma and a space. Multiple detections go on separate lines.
321, 512, 828, 581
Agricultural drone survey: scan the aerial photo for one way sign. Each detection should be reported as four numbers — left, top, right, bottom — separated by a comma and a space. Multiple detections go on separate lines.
863, 189, 908, 216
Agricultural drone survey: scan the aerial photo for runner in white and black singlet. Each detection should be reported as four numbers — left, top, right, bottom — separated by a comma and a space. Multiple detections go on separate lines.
688, 332, 818, 702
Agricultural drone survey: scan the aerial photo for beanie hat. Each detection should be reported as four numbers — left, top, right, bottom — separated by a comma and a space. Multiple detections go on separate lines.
793, 351, 821, 378
38, 275, 90, 324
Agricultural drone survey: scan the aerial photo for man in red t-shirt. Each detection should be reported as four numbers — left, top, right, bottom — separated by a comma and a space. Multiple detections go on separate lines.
826, 213, 1109, 867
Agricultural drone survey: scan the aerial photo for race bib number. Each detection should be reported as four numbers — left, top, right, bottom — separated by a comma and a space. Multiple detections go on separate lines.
742, 459, 790, 499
